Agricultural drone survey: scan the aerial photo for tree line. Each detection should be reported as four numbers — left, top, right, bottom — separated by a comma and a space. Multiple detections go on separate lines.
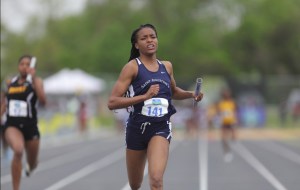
1, 0, 299, 81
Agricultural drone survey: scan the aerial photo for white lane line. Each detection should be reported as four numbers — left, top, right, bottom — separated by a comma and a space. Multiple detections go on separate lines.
41, 130, 115, 150
259, 141, 300, 165
1, 145, 103, 185
234, 143, 288, 190
120, 140, 181, 190
121, 181, 131, 190
44, 147, 125, 190
199, 130, 208, 190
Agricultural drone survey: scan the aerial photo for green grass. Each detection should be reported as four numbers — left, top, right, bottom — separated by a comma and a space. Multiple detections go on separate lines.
265, 105, 299, 128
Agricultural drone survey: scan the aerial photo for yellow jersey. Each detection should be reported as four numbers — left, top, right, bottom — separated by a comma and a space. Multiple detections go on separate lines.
218, 99, 237, 125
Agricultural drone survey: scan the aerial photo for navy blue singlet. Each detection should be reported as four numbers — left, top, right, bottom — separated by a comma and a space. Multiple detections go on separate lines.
127, 58, 176, 124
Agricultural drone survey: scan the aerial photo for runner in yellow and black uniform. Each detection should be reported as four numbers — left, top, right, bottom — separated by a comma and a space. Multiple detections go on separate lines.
3, 55, 46, 190
218, 88, 238, 162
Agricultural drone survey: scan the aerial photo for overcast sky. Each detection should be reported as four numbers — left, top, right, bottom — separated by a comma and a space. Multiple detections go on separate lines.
1, 0, 87, 33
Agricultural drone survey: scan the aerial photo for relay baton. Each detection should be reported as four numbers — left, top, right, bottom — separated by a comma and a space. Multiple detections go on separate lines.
193, 78, 202, 107
26, 57, 36, 83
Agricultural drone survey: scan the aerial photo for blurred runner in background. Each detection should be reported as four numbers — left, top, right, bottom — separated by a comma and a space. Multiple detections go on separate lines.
3, 55, 46, 190
217, 88, 238, 162
78, 98, 88, 134
1, 78, 9, 159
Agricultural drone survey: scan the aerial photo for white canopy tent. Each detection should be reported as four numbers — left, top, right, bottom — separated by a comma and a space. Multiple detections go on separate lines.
44, 68, 105, 95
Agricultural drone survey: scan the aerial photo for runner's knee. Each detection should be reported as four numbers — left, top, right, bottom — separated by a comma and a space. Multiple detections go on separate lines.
13, 147, 24, 160
149, 173, 163, 189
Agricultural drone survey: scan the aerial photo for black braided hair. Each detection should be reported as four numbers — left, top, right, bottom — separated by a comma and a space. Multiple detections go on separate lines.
18, 54, 33, 63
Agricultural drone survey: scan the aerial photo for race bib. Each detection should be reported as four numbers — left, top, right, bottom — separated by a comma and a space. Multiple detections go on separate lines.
222, 109, 236, 124
141, 98, 169, 117
222, 110, 234, 118
9, 100, 28, 117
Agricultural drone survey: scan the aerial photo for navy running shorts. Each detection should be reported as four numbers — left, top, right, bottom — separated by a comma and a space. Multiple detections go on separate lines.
125, 120, 172, 150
